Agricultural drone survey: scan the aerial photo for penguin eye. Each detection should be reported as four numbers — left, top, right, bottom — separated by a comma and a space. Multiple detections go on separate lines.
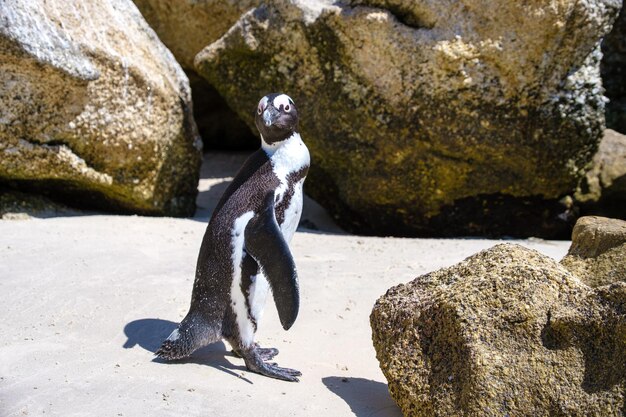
257, 104, 263, 115
284, 104, 291, 112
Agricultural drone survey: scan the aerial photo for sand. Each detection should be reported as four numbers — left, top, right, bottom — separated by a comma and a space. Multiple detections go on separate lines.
0, 152, 571, 417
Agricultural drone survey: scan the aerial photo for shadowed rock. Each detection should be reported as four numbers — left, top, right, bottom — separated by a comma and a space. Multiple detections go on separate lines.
576, 129, 626, 219
601, 4, 626, 133
132, 0, 258, 70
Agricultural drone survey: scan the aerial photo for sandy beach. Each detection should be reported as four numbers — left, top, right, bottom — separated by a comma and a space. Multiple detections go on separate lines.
0, 152, 572, 417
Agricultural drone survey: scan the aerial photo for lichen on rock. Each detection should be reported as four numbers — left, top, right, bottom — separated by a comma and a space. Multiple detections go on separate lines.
371, 243, 626, 416
194, 0, 622, 237
0, 0, 202, 216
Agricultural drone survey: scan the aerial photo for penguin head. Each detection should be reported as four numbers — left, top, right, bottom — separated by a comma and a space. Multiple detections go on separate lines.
255, 93, 299, 146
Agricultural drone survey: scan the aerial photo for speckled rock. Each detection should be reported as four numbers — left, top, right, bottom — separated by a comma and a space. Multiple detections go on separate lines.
132, 0, 258, 70
575, 129, 626, 220
195, 0, 621, 237
602, 4, 626, 133
561, 216, 626, 287
371, 244, 626, 416
0, 0, 202, 216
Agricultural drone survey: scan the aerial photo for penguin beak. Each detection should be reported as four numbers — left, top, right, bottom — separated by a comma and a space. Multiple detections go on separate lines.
263, 106, 280, 127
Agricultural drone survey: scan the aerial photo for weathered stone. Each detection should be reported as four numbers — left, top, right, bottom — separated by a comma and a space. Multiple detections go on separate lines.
0, 0, 202, 216
194, 0, 621, 237
567, 216, 626, 258
371, 244, 626, 416
561, 216, 626, 287
602, 4, 626, 134
132, 0, 258, 70
576, 129, 626, 219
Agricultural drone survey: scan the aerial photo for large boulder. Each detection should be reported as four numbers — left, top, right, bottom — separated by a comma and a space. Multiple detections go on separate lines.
601, 4, 626, 133
194, 0, 621, 237
371, 244, 626, 416
0, 0, 202, 216
561, 216, 626, 287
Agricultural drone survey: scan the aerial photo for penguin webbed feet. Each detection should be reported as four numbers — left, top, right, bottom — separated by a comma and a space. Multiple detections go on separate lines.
240, 344, 301, 382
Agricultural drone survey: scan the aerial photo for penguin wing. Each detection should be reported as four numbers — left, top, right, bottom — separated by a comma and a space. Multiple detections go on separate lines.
244, 193, 299, 331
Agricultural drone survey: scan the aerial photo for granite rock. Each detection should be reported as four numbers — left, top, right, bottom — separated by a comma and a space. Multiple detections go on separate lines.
0, 0, 202, 216
195, 0, 622, 237
133, 0, 260, 150
133, 0, 258, 70
371, 243, 626, 416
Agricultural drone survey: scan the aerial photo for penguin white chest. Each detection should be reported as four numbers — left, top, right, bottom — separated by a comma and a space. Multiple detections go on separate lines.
278, 179, 304, 242
268, 133, 310, 242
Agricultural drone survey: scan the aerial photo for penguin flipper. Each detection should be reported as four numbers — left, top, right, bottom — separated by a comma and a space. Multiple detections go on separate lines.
245, 194, 299, 330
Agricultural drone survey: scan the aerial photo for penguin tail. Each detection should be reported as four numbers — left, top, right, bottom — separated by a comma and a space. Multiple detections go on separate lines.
155, 314, 215, 360
155, 327, 193, 360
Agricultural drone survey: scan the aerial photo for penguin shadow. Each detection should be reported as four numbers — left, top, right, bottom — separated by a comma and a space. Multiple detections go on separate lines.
123, 318, 252, 383
322, 376, 402, 417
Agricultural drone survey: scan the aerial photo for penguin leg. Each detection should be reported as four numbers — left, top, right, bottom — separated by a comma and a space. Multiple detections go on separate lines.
232, 343, 278, 361
239, 344, 302, 382
232, 255, 300, 381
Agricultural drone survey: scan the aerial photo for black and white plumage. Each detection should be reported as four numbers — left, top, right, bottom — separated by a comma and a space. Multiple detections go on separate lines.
156, 93, 309, 382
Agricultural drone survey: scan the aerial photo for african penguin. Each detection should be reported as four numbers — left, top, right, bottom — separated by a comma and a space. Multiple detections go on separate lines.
156, 93, 309, 382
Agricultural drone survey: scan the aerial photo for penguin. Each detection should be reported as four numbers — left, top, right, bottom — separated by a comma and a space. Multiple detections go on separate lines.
156, 93, 309, 382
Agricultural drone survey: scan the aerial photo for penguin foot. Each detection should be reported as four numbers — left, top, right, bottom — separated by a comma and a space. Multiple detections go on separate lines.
256, 346, 280, 361
241, 345, 301, 382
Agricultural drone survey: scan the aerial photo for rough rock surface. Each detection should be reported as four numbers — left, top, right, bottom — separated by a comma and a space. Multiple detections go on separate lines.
194, 0, 622, 237
132, 0, 258, 70
576, 129, 626, 218
371, 244, 626, 416
132, 0, 259, 150
561, 216, 626, 287
0, 0, 202, 216
602, 4, 626, 133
